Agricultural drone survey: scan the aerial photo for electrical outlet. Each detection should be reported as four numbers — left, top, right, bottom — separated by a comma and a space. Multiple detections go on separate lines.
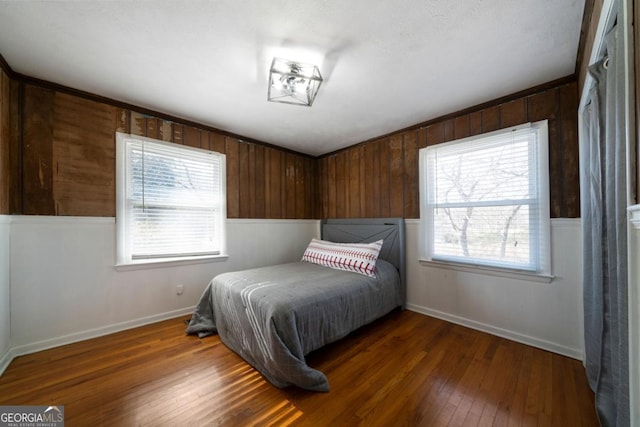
176, 284, 184, 295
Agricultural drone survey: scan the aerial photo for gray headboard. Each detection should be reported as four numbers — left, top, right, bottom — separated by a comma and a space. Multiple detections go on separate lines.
321, 218, 406, 308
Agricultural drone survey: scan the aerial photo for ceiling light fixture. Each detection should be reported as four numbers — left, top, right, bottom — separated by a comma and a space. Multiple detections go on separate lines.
267, 57, 323, 107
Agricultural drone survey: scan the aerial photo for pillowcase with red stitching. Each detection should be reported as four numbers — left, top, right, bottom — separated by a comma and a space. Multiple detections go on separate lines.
301, 238, 383, 277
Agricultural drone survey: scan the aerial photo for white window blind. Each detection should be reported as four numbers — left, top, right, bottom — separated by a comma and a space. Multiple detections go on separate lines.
419, 121, 550, 274
116, 133, 226, 264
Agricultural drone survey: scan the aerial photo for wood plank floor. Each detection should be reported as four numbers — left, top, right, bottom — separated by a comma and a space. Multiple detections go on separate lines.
0, 310, 598, 426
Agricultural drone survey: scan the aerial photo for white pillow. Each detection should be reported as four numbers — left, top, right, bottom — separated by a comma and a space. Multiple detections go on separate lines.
301, 238, 383, 277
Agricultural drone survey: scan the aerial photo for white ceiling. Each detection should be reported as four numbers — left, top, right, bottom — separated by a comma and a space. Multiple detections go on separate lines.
0, 0, 585, 156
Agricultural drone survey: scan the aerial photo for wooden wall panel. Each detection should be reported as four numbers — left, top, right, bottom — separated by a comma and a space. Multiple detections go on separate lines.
11, 84, 316, 219
171, 123, 183, 145
335, 152, 347, 218
238, 142, 251, 218
52, 93, 117, 216
469, 111, 482, 136
225, 138, 240, 218
348, 147, 360, 217
403, 131, 419, 219
389, 135, 404, 218
316, 155, 327, 219
182, 125, 201, 149
559, 84, 580, 217
254, 145, 266, 218
22, 85, 55, 215
130, 111, 146, 136
115, 109, 130, 134
318, 80, 580, 219
362, 143, 374, 217
356, 146, 365, 218
145, 117, 160, 140
209, 133, 225, 154
425, 122, 444, 147
304, 156, 315, 219
481, 106, 500, 133
529, 88, 558, 122
285, 153, 298, 218
293, 156, 303, 218
443, 119, 455, 142
0, 69, 10, 214
12, 77, 577, 221
326, 155, 337, 218
9, 80, 20, 214
378, 139, 391, 217
247, 144, 257, 217
547, 115, 563, 219
454, 116, 470, 140
500, 98, 527, 128
267, 148, 282, 218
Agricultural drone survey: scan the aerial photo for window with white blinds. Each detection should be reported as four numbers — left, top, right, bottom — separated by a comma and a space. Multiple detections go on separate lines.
419, 121, 550, 274
116, 133, 226, 265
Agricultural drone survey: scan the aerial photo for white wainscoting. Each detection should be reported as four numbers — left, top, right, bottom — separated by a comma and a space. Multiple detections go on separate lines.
2, 215, 585, 377
4, 216, 319, 372
0, 216, 11, 375
404, 218, 584, 359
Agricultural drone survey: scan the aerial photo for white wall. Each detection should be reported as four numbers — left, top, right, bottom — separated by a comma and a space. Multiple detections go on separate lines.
0, 216, 10, 373
629, 205, 640, 426
3, 215, 585, 376
8, 216, 319, 356
405, 218, 584, 359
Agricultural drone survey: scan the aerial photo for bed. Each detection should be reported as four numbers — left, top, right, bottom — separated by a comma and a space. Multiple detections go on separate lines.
186, 218, 406, 392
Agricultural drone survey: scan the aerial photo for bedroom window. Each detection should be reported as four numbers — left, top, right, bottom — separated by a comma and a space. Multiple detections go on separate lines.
116, 132, 226, 266
419, 120, 551, 277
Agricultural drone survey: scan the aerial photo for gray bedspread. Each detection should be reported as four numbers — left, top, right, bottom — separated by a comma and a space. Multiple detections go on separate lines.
186, 259, 402, 392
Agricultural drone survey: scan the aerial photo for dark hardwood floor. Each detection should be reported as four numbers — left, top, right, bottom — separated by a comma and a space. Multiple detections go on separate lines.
0, 310, 599, 426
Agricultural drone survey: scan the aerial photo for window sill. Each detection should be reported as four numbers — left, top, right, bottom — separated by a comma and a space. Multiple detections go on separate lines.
418, 259, 555, 283
115, 254, 229, 271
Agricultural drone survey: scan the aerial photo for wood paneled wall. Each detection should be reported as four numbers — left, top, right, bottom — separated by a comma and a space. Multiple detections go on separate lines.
0, 68, 9, 214
14, 83, 315, 218
317, 81, 580, 219
4, 77, 579, 220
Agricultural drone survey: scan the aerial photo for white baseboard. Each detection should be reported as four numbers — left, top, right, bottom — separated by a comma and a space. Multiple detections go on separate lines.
0, 306, 195, 377
406, 303, 584, 361
0, 347, 13, 378
1, 302, 585, 377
